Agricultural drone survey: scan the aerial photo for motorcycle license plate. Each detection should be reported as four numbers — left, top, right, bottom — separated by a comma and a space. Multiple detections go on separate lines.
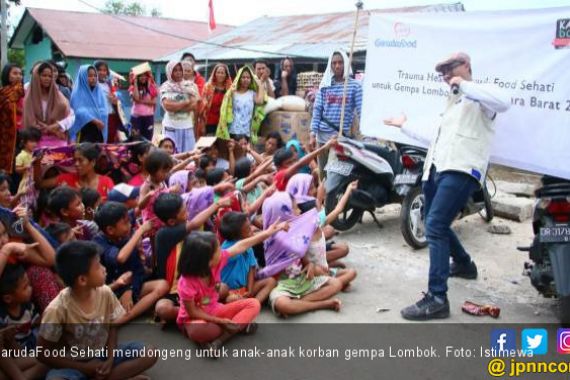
394, 173, 418, 186
325, 161, 353, 176
539, 225, 570, 243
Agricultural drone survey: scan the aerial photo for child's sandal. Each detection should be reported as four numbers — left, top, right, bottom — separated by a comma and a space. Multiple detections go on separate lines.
243, 322, 258, 335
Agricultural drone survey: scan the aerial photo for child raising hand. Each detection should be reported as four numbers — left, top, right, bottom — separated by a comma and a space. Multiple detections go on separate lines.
176, 220, 289, 354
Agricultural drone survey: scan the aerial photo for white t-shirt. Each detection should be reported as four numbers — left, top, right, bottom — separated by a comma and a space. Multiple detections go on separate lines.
216, 158, 230, 171
161, 85, 195, 130
229, 90, 255, 136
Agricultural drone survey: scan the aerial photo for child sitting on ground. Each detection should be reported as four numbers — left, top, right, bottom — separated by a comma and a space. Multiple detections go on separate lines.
4, 206, 61, 312
234, 156, 273, 205
138, 150, 176, 220
206, 168, 235, 202
262, 192, 344, 318
80, 187, 101, 222
37, 241, 157, 380
261, 131, 284, 161
285, 139, 315, 175
273, 138, 336, 191
158, 137, 176, 155
219, 212, 277, 304
107, 183, 142, 228
93, 202, 169, 325
202, 141, 234, 174
177, 220, 288, 351
47, 186, 98, 241
45, 222, 76, 246
0, 173, 22, 209
153, 193, 231, 325
287, 173, 355, 268
194, 168, 207, 188
288, 175, 358, 289
159, 138, 203, 170
0, 263, 48, 380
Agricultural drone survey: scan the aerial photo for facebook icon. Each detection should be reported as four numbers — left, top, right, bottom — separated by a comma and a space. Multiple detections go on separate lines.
491, 329, 516, 354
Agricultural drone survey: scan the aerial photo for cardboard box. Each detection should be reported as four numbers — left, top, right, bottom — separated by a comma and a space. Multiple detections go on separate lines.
260, 110, 312, 148
195, 136, 217, 150
132, 62, 152, 76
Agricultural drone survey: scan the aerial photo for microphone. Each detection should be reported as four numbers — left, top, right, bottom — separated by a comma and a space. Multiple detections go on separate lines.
451, 84, 459, 95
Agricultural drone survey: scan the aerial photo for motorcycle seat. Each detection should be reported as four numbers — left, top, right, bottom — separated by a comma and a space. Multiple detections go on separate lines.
536, 184, 570, 198
542, 175, 570, 186
363, 143, 400, 170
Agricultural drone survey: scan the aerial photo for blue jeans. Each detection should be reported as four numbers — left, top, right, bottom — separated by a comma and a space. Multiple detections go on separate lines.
423, 167, 479, 296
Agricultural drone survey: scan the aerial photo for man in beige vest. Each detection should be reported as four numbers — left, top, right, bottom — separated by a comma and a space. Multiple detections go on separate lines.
387, 52, 510, 320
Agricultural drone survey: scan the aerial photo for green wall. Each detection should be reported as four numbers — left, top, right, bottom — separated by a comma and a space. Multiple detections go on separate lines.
20, 27, 167, 120
23, 32, 52, 77
65, 59, 150, 82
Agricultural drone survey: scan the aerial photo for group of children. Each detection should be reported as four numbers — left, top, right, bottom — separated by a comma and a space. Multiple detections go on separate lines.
0, 131, 358, 378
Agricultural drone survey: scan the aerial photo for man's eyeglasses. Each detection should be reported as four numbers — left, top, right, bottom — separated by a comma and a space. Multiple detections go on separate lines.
439, 60, 466, 76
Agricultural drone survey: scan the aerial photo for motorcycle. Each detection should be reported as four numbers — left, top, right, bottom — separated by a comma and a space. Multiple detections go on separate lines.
518, 176, 570, 323
324, 137, 403, 231
393, 146, 494, 249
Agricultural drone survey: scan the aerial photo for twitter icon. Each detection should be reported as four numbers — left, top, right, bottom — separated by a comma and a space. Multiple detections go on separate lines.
522, 329, 548, 355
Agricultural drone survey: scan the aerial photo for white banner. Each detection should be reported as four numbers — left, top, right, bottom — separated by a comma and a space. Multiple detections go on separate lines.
361, 7, 570, 179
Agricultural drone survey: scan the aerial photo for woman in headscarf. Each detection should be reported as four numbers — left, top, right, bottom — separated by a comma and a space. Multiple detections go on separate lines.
69, 65, 108, 143
196, 63, 232, 137
160, 60, 198, 153
129, 68, 158, 141
216, 65, 266, 144
0, 64, 25, 173
94, 60, 122, 143
274, 57, 297, 98
23, 62, 74, 149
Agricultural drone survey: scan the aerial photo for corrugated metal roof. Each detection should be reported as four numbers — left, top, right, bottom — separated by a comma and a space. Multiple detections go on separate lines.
157, 3, 464, 62
10, 8, 234, 61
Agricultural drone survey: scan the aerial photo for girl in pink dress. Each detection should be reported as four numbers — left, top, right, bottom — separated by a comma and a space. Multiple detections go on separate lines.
176, 221, 288, 352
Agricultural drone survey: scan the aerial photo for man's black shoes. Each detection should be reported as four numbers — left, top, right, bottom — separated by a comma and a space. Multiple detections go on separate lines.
401, 292, 450, 321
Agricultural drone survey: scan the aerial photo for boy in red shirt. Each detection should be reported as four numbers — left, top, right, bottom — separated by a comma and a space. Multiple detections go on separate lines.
273, 138, 336, 191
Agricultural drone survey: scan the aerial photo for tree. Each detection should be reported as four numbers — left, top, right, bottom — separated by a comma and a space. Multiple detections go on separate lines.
103, 0, 161, 17
123, 2, 144, 16
104, 0, 126, 15
8, 48, 24, 67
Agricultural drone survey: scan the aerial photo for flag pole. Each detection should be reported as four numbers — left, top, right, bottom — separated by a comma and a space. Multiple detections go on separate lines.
338, 1, 363, 139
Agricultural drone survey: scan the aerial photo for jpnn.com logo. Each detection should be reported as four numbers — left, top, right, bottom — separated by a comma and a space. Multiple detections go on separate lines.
374, 22, 417, 49
553, 19, 570, 49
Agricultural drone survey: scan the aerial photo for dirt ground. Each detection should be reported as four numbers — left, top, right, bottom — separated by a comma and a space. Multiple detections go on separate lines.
248, 203, 556, 324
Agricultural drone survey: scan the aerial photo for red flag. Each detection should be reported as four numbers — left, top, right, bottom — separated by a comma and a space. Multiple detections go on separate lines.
208, 0, 216, 32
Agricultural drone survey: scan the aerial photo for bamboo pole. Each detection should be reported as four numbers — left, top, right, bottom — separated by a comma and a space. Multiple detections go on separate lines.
338, 1, 364, 139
